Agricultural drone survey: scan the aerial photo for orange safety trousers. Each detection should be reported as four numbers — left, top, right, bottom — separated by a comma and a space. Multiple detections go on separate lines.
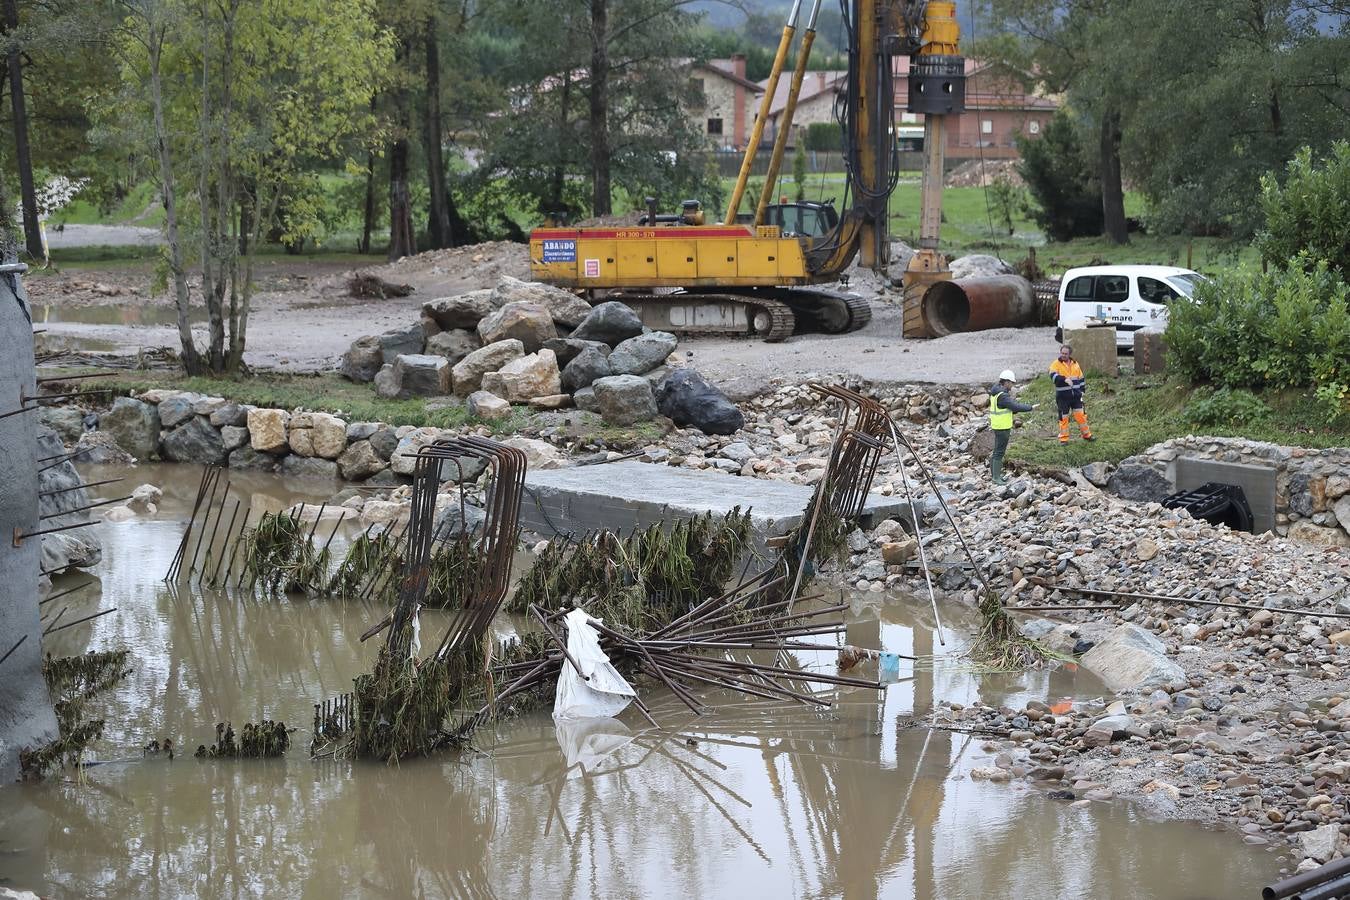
1058, 410, 1092, 443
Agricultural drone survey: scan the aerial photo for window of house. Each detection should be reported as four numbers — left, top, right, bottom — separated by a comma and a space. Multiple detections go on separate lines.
707, 117, 723, 135
980, 119, 993, 135
1028, 119, 1040, 135
690, 78, 705, 102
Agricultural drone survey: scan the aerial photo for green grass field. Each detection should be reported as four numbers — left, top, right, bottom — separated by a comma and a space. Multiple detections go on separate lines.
1005, 374, 1347, 469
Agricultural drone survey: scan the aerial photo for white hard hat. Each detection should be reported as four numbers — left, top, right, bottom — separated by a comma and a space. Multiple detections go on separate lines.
999, 369, 1016, 382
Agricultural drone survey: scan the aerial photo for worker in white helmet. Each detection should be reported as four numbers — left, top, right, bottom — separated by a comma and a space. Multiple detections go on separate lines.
988, 369, 1038, 485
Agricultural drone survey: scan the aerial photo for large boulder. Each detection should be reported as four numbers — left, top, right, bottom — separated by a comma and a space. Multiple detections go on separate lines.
337, 440, 388, 480
248, 408, 290, 453
36, 425, 102, 572
209, 403, 250, 427
378, 323, 426, 365
1106, 462, 1172, 502
1080, 624, 1186, 693
608, 331, 677, 376
156, 395, 196, 428
39, 406, 85, 443
220, 425, 249, 451
491, 276, 593, 329
393, 354, 452, 397
1288, 520, 1350, 548
101, 396, 160, 461
561, 346, 612, 392
476, 301, 557, 353
949, 254, 1016, 279
480, 349, 562, 402
654, 368, 744, 436
159, 416, 226, 465
573, 385, 600, 413
468, 390, 511, 421
501, 436, 569, 470
543, 337, 611, 368
369, 427, 399, 460
591, 374, 658, 425
569, 301, 645, 346
339, 335, 384, 382
229, 446, 278, 471
72, 431, 133, 465
390, 427, 446, 476
279, 455, 339, 481
425, 329, 481, 366
423, 289, 495, 330
374, 364, 400, 399
288, 411, 348, 459
452, 339, 525, 397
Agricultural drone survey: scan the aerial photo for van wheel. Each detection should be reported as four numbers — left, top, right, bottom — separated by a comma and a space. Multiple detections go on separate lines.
1054, 326, 1063, 343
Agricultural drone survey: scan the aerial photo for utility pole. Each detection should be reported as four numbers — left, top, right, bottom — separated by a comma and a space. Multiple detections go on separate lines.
2, 0, 44, 260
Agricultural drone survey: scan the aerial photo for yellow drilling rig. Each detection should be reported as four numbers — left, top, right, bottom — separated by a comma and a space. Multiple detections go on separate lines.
529, 1, 1028, 341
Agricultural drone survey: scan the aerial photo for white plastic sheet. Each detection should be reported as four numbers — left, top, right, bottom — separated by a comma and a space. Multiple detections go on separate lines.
552, 609, 636, 720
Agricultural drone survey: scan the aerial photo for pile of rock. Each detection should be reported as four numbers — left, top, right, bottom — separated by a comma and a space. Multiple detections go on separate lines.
85, 387, 584, 485
339, 275, 742, 433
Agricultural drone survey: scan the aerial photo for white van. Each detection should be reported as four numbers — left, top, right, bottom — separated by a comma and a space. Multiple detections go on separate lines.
1055, 265, 1207, 349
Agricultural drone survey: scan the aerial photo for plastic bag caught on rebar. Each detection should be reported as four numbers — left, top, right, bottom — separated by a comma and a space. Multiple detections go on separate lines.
552, 609, 636, 720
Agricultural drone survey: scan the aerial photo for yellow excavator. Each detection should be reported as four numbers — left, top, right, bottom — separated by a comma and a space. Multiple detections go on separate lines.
529, 0, 969, 342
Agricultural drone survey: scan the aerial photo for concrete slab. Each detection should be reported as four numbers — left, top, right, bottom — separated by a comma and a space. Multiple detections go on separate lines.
520, 460, 914, 547
1173, 457, 1277, 533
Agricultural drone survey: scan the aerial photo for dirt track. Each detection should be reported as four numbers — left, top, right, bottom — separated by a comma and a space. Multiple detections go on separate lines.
27, 243, 1057, 383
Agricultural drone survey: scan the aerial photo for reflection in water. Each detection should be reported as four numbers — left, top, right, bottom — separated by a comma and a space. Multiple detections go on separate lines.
1, 465, 1281, 899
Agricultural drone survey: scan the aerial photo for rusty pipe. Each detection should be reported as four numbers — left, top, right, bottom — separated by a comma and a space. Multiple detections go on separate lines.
919, 275, 1037, 336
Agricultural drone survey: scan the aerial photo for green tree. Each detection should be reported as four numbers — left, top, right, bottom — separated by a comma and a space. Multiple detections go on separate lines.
1016, 111, 1102, 241
111, 0, 392, 374
1257, 141, 1350, 277
975, 0, 1130, 244
1118, 0, 1350, 237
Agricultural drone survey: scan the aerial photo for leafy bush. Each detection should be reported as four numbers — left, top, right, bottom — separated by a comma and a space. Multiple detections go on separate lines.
1183, 388, 1271, 428
804, 122, 842, 153
1015, 111, 1102, 241
1167, 259, 1350, 422
1257, 141, 1350, 279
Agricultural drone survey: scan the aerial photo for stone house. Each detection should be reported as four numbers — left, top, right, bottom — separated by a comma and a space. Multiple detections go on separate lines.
688, 55, 765, 151
761, 58, 1058, 160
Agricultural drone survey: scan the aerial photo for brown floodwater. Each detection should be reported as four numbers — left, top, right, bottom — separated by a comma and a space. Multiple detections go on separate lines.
1, 464, 1285, 899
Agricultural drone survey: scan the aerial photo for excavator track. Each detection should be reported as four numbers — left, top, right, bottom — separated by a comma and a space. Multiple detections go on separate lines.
608, 290, 797, 342
762, 287, 873, 334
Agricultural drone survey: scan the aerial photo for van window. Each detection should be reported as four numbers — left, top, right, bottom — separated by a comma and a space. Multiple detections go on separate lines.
1065, 276, 1094, 300
1095, 275, 1129, 303
1138, 276, 1182, 305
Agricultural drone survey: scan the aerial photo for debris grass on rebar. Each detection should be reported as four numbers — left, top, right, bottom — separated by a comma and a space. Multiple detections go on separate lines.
20, 649, 132, 777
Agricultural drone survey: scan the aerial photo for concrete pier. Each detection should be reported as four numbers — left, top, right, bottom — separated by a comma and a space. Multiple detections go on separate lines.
520, 460, 914, 549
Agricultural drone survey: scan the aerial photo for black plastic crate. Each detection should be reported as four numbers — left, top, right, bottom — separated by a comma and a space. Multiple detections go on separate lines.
1161, 481, 1254, 533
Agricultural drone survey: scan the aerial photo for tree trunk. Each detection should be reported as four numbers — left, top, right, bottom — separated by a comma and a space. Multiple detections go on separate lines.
360, 149, 376, 254
588, 0, 612, 217
548, 73, 570, 217
1099, 106, 1128, 246
387, 135, 415, 260
359, 95, 377, 254
2, 0, 43, 260
198, 0, 225, 374
423, 17, 452, 249
148, 28, 204, 375
387, 38, 416, 261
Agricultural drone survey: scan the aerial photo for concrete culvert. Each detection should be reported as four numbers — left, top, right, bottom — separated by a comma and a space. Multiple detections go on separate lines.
921, 275, 1037, 336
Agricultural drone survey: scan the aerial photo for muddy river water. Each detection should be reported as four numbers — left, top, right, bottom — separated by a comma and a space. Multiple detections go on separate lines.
2, 465, 1284, 898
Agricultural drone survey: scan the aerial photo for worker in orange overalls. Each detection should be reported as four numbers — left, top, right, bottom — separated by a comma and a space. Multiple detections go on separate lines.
1049, 344, 1094, 444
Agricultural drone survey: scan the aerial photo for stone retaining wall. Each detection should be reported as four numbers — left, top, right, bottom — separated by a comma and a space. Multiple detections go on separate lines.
1116, 437, 1350, 546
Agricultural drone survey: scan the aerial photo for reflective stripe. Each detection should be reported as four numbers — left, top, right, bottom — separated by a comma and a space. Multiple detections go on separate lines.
989, 394, 1014, 430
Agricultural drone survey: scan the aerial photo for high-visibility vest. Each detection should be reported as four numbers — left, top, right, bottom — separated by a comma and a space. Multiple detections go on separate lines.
1050, 359, 1086, 393
989, 394, 1014, 430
